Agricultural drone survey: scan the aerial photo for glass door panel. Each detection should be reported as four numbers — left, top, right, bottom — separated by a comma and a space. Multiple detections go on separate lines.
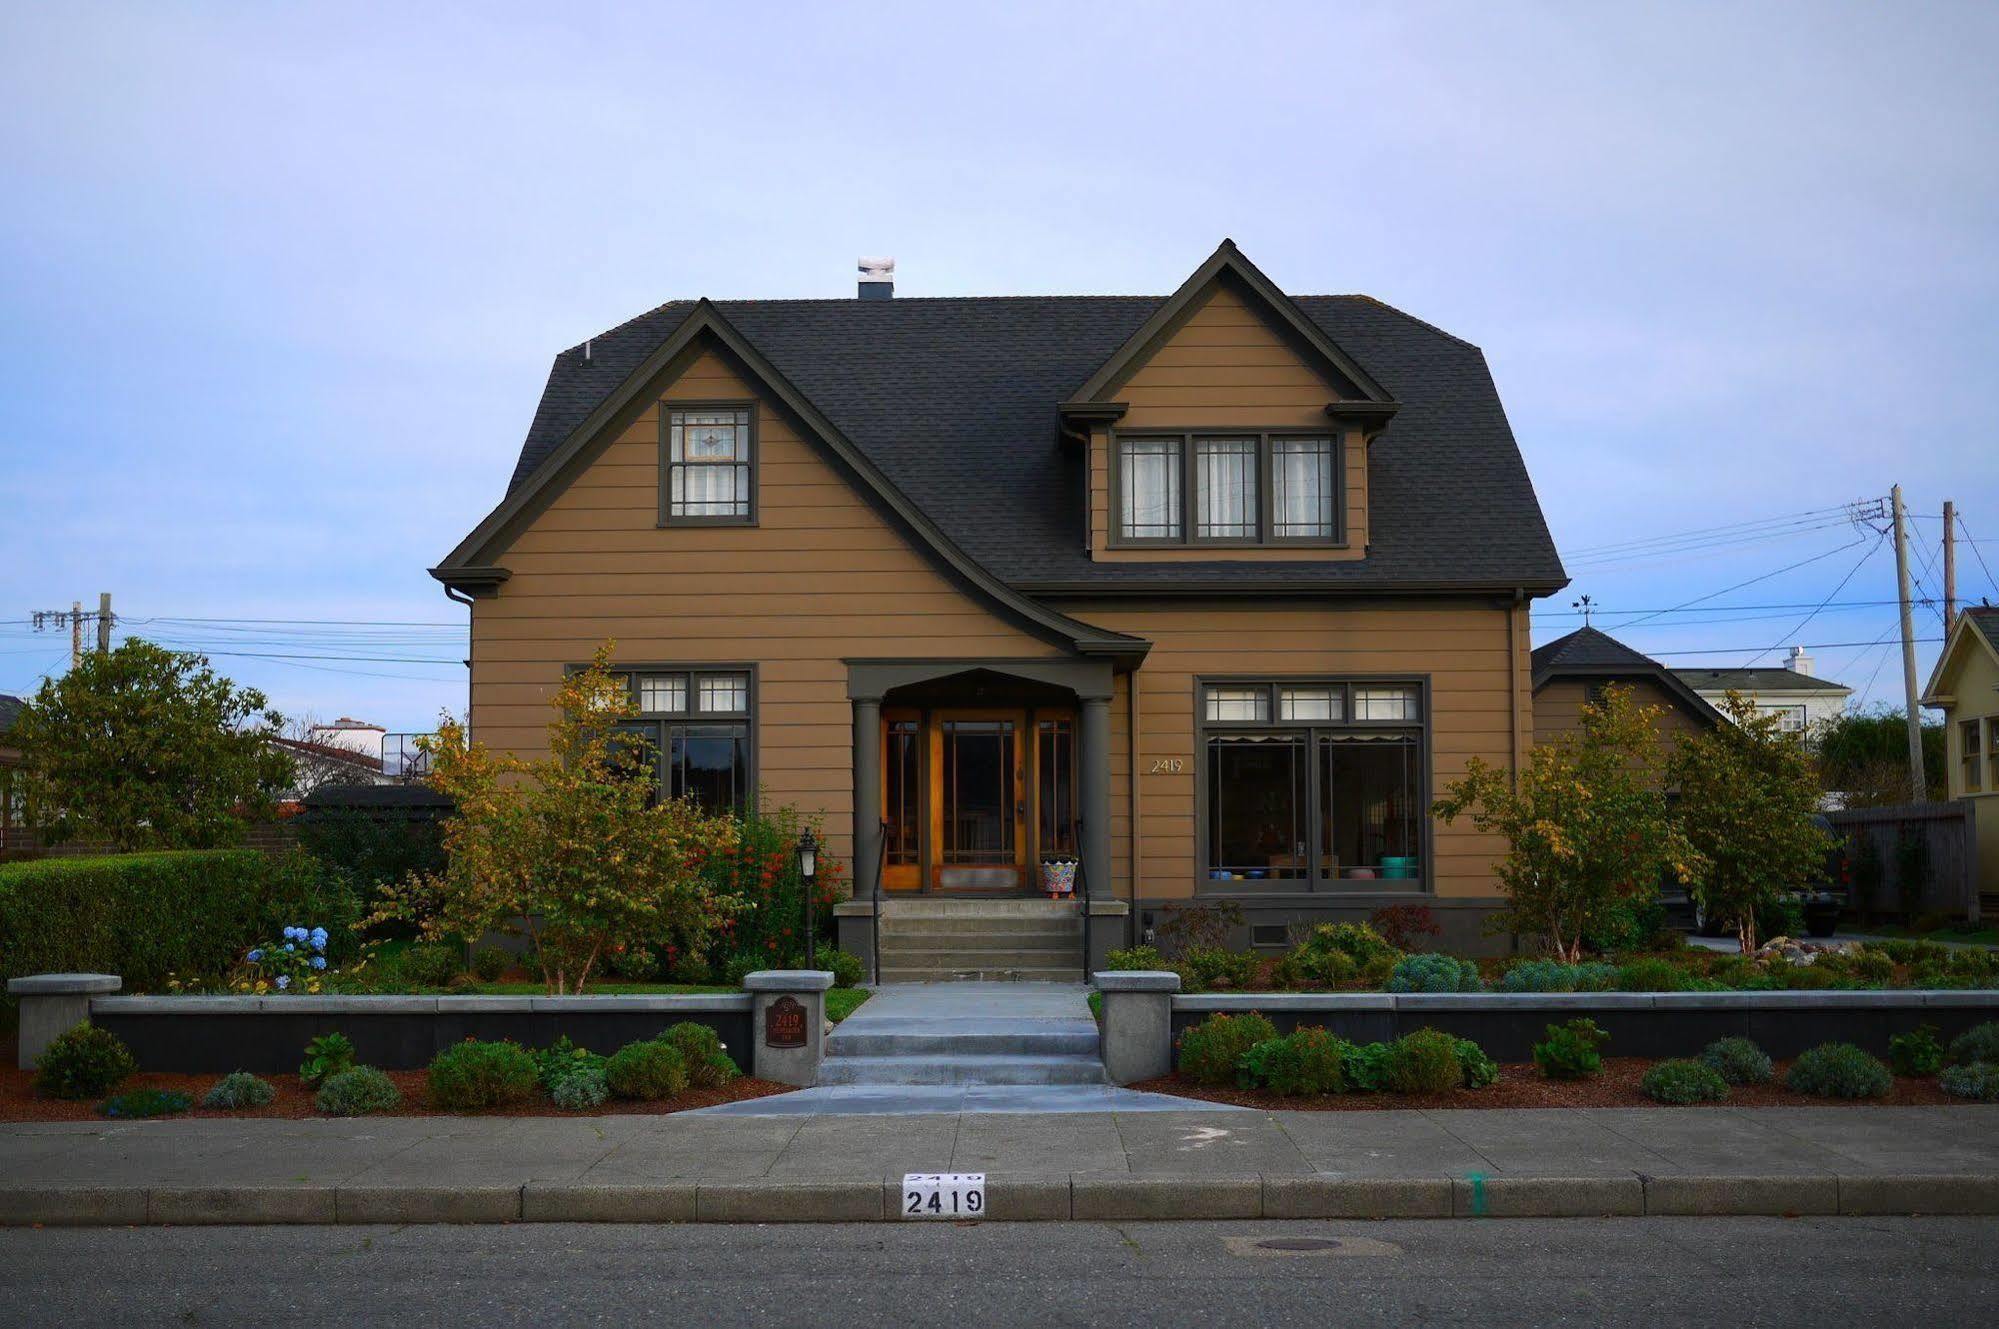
935, 714, 1023, 890
880, 711, 923, 892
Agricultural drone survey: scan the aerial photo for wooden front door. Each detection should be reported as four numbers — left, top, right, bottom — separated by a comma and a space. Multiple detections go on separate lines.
880, 706, 1076, 894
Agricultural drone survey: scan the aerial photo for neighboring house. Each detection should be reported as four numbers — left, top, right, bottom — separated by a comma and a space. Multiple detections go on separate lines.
431, 241, 1567, 965
1674, 647, 1852, 734
1530, 627, 1722, 757
1921, 605, 1999, 898
0, 694, 22, 851
269, 735, 401, 803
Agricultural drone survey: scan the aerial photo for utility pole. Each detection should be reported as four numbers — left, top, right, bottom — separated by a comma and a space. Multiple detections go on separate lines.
1892, 485, 1926, 802
1943, 501, 1957, 630
96, 592, 113, 653
69, 600, 82, 669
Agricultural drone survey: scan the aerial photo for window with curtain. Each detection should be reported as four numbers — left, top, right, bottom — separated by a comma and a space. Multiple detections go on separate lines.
1194, 437, 1258, 539
665, 407, 753, 523
1117, 436, 1182, 540
1271, 437, 1335, 540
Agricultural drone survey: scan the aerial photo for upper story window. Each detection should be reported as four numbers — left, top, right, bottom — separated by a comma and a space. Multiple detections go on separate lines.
1115, 430, 1340, 547
662, 405, 754, 525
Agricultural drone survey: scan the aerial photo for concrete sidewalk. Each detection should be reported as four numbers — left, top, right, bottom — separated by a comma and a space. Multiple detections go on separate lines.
7, 1105, 1999, 1225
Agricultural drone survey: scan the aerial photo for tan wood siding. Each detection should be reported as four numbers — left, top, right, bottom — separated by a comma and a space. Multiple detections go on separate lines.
470, 348, 1064, 874
1088, 282, 1368, 560
1532, 678, 1713, 753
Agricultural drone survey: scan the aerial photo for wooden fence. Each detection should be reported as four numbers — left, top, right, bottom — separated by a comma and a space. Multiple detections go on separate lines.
1825, 800, 1980, 923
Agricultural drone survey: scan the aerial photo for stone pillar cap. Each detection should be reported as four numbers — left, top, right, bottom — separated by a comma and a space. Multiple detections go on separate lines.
7, 973, 122, 995
1093, 970, 1181, 993
741, 970, 836, 992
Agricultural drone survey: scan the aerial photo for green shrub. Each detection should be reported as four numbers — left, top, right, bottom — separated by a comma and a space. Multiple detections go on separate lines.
1497, 959, 1617, 993
1614, 957, 1695, 992
1849, 949, 1896, 986
1274, 945, 1356, 990
427, 1039, 540, 1110
1785, 1042, 1892, 1099
1889, 1024, 1945, 1077
399, 942, 463, 989
605, 1040, 690, 1100
1939, 1062, 1999, 1102
1381, 1028, 1464, 1094
1700, 1037, 1773, 1086
1181, 946, 1258, 991
1341, 1040, 1397, 1092
1642, 1059, 1729, 1105
0, 848, 360, 990
1454, 1037, 1500, 1089
1386, 953, 1481, 993
824, 949, 867, 989
469, 948, 510, 982
658, 1022, 738, 1089
1312, 922, 1399, 967
299, 1032, 356, 1087
532, 1036, 606, 1090
1533, 1018, 1608, 1080
1105, 945, 1166, 971
99, 1087, 193, 1118
550, 1067, 610, 1109
1241, 1028, 1349, 1096
1176, 1012, 1278, 1086
34, 1023, 137, 1100
315, 1065, 401, 1115
721, 952, 763, 988
201, 1071, 276, 1110
1946, 1022, 1999, 1067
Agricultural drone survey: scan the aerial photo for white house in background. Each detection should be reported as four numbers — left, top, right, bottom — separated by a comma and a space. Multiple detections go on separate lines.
1673, 647, 1853, 733
308, 717, 386, 765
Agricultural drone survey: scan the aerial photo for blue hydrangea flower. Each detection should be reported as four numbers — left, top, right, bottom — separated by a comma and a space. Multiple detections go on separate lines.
310, 927, 329, 951
283, 943, 295, 953
283, 927, 299, 941
310, 956, 327, 970
276, 975, 291, 990
247, 949, 264, 962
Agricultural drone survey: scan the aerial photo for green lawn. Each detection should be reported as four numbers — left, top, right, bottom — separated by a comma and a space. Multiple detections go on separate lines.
1858, 924, 1999, 946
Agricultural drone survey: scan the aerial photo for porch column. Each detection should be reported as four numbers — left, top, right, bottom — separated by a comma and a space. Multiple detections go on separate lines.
1080, 693, 1112, 901
852, 695, 882, 901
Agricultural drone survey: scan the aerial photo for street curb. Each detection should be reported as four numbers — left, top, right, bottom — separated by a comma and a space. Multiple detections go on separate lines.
7, 1173, 1999, 1225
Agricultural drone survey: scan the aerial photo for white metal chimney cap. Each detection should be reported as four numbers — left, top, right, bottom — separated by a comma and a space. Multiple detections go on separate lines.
1787, 645, 1814, 676
857, 256, 896, 282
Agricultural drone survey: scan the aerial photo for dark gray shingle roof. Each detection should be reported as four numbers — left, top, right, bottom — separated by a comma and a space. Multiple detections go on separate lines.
505, 294, 1566, 592
1531, 626, 1667, 676
1968, 606, 1999, 654
1673, 667, 1851, 695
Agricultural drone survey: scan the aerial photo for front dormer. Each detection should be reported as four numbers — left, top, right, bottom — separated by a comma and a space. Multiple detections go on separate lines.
1062, 241, 1397, 564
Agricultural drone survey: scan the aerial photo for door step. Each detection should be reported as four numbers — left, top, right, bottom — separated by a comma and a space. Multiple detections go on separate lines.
817, 1053, 1107, 1087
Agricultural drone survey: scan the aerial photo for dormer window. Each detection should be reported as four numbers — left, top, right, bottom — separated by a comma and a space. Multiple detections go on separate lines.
1114, 430, 1341, 547
662, 404, 755, 525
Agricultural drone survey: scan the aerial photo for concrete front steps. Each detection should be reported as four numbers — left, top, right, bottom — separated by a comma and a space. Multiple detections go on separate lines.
876, 898, 1085, 983
819, 980, 1108, 1089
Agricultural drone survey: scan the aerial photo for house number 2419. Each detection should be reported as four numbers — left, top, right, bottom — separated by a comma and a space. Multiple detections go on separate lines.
1148, 757, 1185, 774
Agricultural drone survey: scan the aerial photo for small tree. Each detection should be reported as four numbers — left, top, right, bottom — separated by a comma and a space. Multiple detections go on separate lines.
14, 640, 292, 850
1433, 685, 1695, 962
376, 647, 742, 993
1669, 692, 1832, 954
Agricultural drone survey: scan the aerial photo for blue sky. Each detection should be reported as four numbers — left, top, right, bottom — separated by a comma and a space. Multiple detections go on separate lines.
3, 1, 1995, 731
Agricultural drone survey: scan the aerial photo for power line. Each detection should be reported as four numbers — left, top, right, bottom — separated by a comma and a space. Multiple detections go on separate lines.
1610, 537, 1875, 631
1959, 515, 1999, 598
1740, 531, 1889, 667
1563, 502, 1868, 558
1643, 637, 1946, 658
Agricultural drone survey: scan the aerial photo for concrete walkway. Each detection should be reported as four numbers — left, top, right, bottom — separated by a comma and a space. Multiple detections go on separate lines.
7, 1106, 1999, 1224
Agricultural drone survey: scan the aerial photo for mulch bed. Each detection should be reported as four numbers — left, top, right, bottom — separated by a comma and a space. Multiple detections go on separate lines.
1132, 1057, 1963, 1110
0, 1064, 794, 1123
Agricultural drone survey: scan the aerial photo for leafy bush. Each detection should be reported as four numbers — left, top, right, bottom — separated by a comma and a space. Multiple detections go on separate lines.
1181, 946, 1258, 991
1849, 949, 1896, 986
1614, 957, 1696, 993
1533, 1018, 1609, 1080
1386, 953, 1481, 993
605, 1040, 690, 1101
294, 802, 447, 917
1939, 1062, 1999, 1102
1176, 1012, 1278, 1086
1311, 922, 1399, 967
533, 1036, 607, 1091
1274, 944, 1356, 990
1947, 1022, 1999, 1067
202, 1072, 276, 1110
1889, 1024, 1945, 1077
0, 848, 360, 990
824, 948, 867, 989
1785, 1042, 1892, 1099
398, 942, 463, 989
1381, 1028, 1464, 1095
231, 924, 343, 995
1240, 1028, 1349, 1096
1454, 1037, 1500, 1089
659, 1022, 738, 1089
1369, 904, 1442, 951
550, 1067, 610, 1109
99, 1088, 193, 1118
1497, 959, 1617, 993
1701, 1037, 1773, 1086
1341, 1040, 1397, 1092
1274, 922, 1399, 989
34, 1024, 137, 1100
299, 1032, 356, 1087
315, 1065, 401, 1115
470, 947, 511, 982
1105, 945, 1166, 971
427, 1039, 540, 1110
1642, 1059, 1729, 1105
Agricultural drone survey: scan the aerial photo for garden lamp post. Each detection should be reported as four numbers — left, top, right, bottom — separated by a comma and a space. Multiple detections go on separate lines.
797, 825, 818, 968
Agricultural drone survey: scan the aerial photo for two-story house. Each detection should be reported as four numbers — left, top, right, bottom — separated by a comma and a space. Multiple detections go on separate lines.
432, 242, 1567, 974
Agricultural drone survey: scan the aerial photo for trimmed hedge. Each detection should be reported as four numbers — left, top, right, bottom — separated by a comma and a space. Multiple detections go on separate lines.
0, 849, 359, 990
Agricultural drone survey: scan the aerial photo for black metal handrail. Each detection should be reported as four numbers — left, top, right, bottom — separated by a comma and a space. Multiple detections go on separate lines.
1074, 824, 1089, 982
870, 818, 888, 986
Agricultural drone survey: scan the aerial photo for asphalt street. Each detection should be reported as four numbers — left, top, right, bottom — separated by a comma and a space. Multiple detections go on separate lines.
1, 1216, 1993, 1327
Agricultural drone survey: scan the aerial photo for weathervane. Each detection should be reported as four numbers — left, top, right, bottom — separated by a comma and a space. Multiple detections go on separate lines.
1571, 594, 1594, 626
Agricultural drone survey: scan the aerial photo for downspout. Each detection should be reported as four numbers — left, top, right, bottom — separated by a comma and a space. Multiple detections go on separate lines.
1127, 669, 1141, 948
1509, 587, 1525, 787
444, 582, 476, 733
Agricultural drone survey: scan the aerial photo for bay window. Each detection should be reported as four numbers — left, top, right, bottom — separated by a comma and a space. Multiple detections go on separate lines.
1115, 430, 1342, 546
1201, 678, 1426, 890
